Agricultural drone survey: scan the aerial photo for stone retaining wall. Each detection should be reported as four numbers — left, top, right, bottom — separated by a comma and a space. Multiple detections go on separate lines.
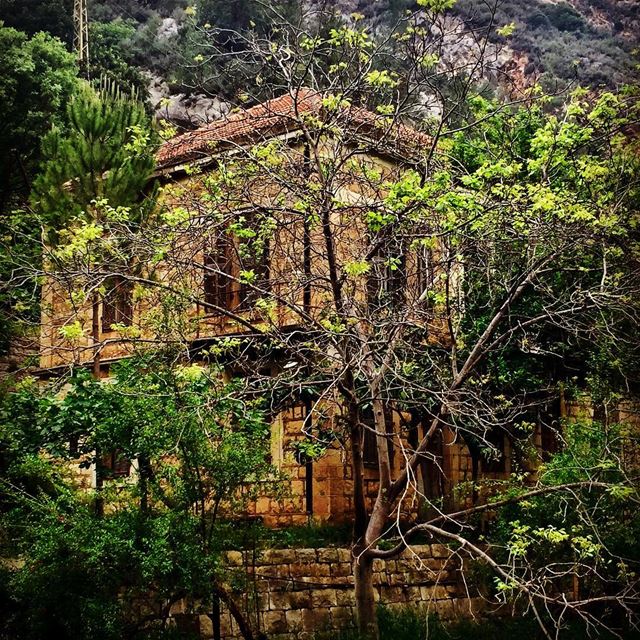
175, 545, 487, 639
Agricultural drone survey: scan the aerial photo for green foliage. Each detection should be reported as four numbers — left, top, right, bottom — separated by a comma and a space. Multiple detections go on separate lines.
32, 81, 157, 234
454, 0, 637, 88
0, 27, 78, 209
0, 355, 277, 639
89, 20, 150, 99
371, 606, 640, 640
0, 26, 78, 350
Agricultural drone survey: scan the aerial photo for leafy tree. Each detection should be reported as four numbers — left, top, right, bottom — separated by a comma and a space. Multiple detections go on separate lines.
0, 26, 78, 212
2, 3, 640, 640
0, 27, 78, 354
0, 357, 277, 639
108, 14, 638, 636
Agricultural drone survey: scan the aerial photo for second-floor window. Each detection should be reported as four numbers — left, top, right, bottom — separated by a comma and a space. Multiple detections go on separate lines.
237, 236, 270, 310
203, 222, 270, 312
204, 235, 234, 309
101, 450, 131, 478
367, 238, 406, 311
102, 277, 133, 332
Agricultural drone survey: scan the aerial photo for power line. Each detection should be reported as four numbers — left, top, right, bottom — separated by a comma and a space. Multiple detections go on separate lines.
73, 0, 89, 75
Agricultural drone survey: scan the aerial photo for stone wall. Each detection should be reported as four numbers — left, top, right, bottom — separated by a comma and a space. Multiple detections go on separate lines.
173, 545, 488, 639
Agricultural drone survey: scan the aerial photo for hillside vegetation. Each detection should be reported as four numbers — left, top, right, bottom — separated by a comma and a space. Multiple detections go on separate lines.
1, 0, 637, 117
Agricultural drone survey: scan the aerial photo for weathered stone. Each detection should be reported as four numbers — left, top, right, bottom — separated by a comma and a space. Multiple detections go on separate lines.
199, 614, 213, 638
285, 609, 304, 632
306, 563, 331, 577
411, 544, 431, 557
434, 598, 455, 619
430, 544, 450, 558
317, 548, 340, 563
218, 612, 234, 636
330, 576, 354, 586
380, 586, 403, 603
169, 598, 187, 615
255, 578, 272, 593
296, 549, 318, 564
269, 591, 293, 610
255, 565, 281, 577
225, 550, 244, 567
302, 607, 331, 631
384, 560, 397, 572
388, 572, 408, 586
396, 559, 416, 572
288, 590, 312, 609
289, 563, 309, 578
163, 546, 507, 639
331, 562, 352, 577
264, 549, 297, 565
421, 585, 450, 601
262, 610, 288, 634
336, 588, 355, 607
330, 606, 355, 627
403, 586, 422, 601
337, 548, 352, 563
311, 588, 338, 607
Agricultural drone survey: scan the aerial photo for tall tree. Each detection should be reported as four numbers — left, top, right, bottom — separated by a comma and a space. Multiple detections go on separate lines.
0, 27, 77, 212
127, 5, 639, 636
32, 80, 156, 232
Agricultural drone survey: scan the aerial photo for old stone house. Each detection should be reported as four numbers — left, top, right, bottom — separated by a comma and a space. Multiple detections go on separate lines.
38, 88, 556, 526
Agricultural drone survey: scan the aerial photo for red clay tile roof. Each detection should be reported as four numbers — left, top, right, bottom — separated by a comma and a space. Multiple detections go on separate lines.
156, 88, 430, 171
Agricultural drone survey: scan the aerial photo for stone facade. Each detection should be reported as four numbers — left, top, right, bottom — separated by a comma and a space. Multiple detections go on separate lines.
169, 545, 490, 639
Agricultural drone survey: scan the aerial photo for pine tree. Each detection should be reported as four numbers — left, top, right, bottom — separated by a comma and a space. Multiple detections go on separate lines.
32, 79, 157, 235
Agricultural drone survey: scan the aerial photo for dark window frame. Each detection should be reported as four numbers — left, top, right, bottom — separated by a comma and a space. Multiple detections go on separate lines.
203, 214, 270, 313
366, 236, 406, 310
204, 234, 234, 310
101, 450, 131, 478
482, 431, 507, 474
101, 276, 133, 333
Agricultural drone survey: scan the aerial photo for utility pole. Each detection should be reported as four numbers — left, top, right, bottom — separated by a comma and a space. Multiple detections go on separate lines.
73, 0, 89, 75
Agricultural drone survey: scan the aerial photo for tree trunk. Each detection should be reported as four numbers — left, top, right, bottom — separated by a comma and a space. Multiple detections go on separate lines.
212, 583, 264, 640
92, 292, 104, 516
354, 551, 377, 639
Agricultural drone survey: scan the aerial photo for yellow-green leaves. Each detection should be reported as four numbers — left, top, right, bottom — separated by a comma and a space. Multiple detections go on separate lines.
239, 269, 257, 284
416, 0, 456, 11
328, 26, 372, 51
344, 260, 371, 277
54, 221, 103, 261
321, 93, 351, 112
496, 22, 516, 37
163, 206, 190, 227
418, 53, 440, 70
174, 363, 206, 385
376, 104, 395, 116
366, 209, 396, 232
365, 69, 399, 89
58, 321, 84, 342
